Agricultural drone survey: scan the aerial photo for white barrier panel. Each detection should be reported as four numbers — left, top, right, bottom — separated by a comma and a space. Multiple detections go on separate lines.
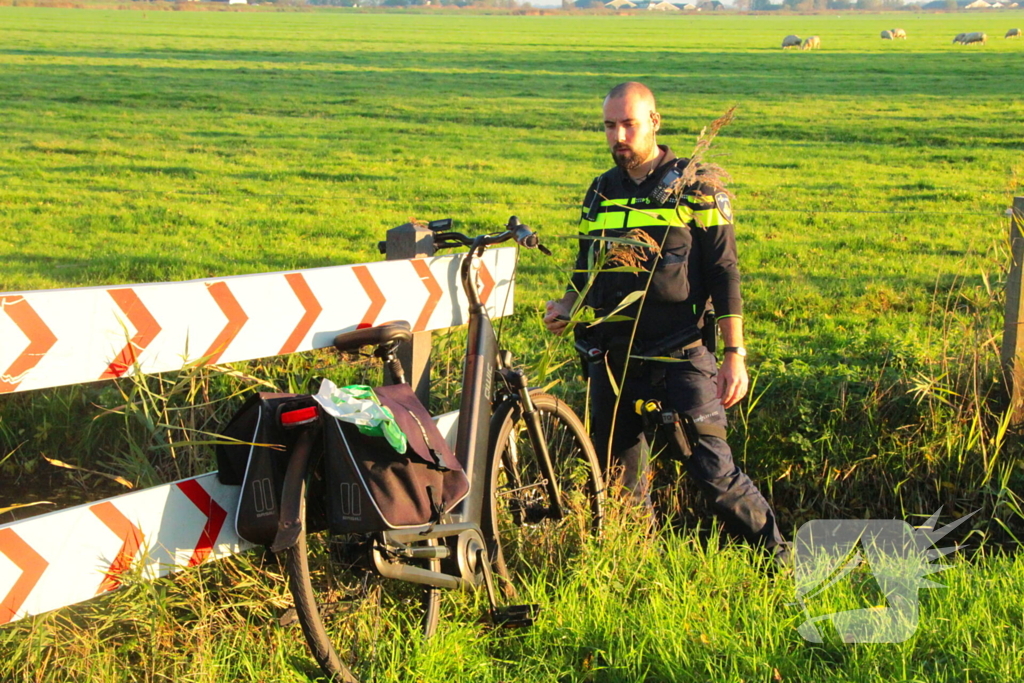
0, 412, 460, 626
0, 249, 515, 394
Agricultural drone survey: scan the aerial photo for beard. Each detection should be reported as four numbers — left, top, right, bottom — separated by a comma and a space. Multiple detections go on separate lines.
611, 134, 656, 171
611, 146, 642, 170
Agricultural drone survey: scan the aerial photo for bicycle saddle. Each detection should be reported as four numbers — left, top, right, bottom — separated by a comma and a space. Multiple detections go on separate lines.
333, 321, 412, 353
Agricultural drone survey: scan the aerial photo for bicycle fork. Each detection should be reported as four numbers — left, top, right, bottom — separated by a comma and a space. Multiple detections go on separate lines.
504, 369, 565, 521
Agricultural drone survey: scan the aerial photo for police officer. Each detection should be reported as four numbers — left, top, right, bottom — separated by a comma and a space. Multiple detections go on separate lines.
544, 82, 784, 555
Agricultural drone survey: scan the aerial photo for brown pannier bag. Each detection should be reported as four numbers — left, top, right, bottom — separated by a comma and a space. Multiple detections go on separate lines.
322, 383, 469, 534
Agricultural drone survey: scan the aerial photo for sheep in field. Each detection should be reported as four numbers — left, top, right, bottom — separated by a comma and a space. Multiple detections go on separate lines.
782, 34, 802, 49
952, 32, 966, 44
960, 31, 987, 45
801, 36, 821, 50
1007, 28, 1022, 39
881, 30, 893, 40
891, 28, 907, 39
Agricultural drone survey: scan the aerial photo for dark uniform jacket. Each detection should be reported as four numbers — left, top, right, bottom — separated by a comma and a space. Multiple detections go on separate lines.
570, 145, 741, 354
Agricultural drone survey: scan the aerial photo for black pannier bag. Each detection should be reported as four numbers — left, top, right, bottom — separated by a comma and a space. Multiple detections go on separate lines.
216, 392, 322, 546
322, 383, 469, 534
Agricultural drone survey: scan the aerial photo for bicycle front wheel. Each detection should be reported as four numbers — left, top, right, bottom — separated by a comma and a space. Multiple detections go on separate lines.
285, 480, 441, 683
486, 391, 604, 583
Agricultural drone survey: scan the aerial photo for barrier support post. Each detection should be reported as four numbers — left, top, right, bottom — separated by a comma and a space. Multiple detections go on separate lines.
385, 222, 435, 406
1001, 196, 1024, 425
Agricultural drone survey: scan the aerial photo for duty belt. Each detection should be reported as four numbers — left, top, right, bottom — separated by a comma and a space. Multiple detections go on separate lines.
654, 339, 703, 359
574, 329, 703, 368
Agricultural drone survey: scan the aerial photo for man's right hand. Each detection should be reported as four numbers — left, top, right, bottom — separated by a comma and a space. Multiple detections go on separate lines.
543, 299, 572, 335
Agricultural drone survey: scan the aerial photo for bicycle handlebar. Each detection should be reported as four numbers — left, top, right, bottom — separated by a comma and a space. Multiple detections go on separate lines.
377, 216, 551, 256
432, 216, 551, 256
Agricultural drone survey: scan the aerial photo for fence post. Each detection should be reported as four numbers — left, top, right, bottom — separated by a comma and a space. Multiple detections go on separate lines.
384, 222, 435, 406
1001, 196, 1024, 425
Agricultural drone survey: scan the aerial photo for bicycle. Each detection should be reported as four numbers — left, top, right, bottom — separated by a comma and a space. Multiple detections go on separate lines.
266, 217, 605, 682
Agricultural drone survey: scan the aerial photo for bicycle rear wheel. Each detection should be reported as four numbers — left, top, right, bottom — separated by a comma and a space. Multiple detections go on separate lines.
285, 479, 441, 683
486, 391, 604, 584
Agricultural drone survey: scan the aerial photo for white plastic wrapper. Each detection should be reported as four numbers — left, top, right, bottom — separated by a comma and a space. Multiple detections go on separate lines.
312, 378, 407, 453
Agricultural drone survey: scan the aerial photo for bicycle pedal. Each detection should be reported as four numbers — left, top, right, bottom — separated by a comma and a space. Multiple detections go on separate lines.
489, 604, 539, 628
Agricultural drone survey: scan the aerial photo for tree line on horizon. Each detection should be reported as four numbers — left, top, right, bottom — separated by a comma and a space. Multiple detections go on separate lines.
302, 0, 989, 11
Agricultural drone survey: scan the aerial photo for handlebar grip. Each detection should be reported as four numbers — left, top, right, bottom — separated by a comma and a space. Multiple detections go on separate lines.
507, 215, 539, 249
513, 226, 539, 249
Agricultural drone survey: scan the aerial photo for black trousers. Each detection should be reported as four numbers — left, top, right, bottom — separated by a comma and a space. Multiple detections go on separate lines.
589, 345, 784, 550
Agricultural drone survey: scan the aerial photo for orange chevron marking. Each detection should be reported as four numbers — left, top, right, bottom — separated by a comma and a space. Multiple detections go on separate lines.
89, 502, 144, 594
353, 265, 385, 329
279, 273, 323, 355
0, 529, 49, 625
100, 288, 163, 380
203, 282, 248, 365
0, 296, 58, 393
411, 260, 442, 332
175, 480, 227, 567
478, 261, 495, 305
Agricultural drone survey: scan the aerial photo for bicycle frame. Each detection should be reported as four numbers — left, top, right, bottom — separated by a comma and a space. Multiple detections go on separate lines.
448, 240, 499, 528
452, 241, 564, 524
377, 234, 562, 601
278, 222, 568, 607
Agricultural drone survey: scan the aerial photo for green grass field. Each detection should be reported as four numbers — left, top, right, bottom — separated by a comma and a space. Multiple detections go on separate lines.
3, 9, 1022, 362
1, 7, 1023, 682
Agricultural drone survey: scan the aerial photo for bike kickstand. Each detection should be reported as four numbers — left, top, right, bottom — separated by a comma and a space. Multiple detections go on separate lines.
476, 548, 538, 628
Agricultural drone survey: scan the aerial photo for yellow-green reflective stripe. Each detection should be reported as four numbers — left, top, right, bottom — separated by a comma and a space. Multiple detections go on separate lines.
582, 206, 693, 232
647, 208, 690, 227
692, 208, 729, 227
685, 194, 715, 205
600, 198, 632, 207
585, 211, 626, 232
583, 202, 729, 232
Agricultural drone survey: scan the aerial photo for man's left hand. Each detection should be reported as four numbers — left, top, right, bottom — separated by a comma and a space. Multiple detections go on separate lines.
717, 353, 748, 409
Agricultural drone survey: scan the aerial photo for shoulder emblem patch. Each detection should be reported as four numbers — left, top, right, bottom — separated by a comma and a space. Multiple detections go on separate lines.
714, 192, 733, 222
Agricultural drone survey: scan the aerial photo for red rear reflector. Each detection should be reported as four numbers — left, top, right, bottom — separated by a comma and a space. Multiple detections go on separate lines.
281, 406, 319, 426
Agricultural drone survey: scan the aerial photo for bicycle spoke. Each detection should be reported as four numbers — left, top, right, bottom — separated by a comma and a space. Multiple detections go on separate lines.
488, 392, 604, 583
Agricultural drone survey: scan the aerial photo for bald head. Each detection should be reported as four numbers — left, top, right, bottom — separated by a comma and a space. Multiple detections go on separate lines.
604, 82, 657, 111
603, 82, 661, 175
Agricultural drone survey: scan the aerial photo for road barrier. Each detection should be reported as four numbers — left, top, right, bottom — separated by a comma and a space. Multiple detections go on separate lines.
0, 229, 516, 626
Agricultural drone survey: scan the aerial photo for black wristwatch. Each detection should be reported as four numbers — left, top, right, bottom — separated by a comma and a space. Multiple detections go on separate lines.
723, 346, 747, 358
